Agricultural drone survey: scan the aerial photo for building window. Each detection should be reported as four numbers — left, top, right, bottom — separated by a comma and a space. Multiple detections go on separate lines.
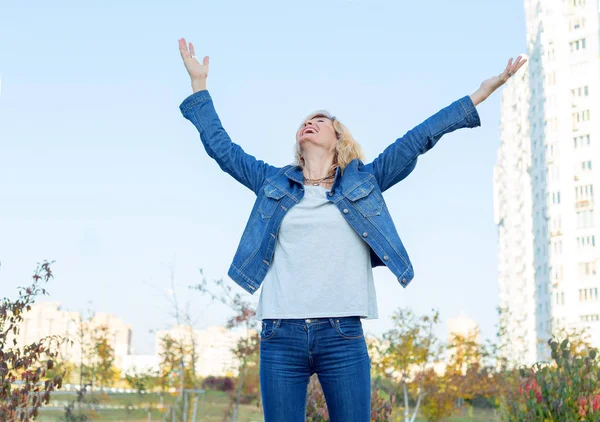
573, 110, 591, 131
577, 210, 595, 228
570, 38, 587, 52
552, 240, 563, 255
582, 110, 590, 121
570, 17, 586, 30
581, 315, 600, 322
551, 216, 562, 232
579, 262, 597, 276
574, 134, 591, 148
571, 86, 589, 97
579, 288, 598, 302
575, 184, 594, 201
577, 235, 597, 248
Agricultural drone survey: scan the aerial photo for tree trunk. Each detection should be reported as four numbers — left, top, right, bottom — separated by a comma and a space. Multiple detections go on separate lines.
409, 391, 422, 422
183, 389, 189, 422
191, 395, 199, 422
403, 381, 410, 422
233, 364, 246, 422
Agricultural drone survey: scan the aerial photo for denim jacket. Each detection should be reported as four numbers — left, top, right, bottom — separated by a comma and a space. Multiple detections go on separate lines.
180, 90, 480, 295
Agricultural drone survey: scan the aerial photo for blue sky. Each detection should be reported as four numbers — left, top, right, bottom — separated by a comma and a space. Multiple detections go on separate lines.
0, 0, 527, 354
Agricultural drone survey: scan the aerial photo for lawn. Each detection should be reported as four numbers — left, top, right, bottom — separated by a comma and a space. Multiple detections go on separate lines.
37, 390, 497, 421
37, 390, 263, 422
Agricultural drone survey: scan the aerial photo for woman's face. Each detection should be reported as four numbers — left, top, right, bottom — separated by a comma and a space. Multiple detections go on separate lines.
296, 116, 338, 153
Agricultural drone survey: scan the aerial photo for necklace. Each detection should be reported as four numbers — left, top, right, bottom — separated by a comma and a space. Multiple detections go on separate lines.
303, 174, 334, 186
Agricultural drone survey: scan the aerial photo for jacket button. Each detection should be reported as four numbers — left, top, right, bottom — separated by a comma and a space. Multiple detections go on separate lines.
401, 278, 407, 284
383, 255, 389, 261
362, 232, 368, 238
328, 191, 334, 197
343, 208, 349, 214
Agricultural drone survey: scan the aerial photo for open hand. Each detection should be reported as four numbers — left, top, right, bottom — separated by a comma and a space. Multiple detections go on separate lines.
481, 56, 527, 93
179, 38, 209, 90
471, 55, 527, 105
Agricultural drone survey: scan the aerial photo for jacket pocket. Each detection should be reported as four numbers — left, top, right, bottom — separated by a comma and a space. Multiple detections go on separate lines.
259, 184, 286, 218
345, 181, 383, 217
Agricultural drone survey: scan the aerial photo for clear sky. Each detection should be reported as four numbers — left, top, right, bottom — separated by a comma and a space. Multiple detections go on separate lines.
0, 0, 527, 354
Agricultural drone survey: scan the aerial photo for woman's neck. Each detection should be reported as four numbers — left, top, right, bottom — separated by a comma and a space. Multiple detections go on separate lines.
302, 154, 335, 180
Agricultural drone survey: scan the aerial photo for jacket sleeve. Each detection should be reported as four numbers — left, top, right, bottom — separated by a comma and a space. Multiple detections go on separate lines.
180, 90, 278, 195
363, 95, 481, 192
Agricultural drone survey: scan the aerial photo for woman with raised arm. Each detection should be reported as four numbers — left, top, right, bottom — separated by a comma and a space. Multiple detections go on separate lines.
177, 37, 526, 422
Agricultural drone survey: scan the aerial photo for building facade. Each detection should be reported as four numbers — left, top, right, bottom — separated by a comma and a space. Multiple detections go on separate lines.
155, 325, 256, 378
7, 302, 133, 370
495, 0, 599, 364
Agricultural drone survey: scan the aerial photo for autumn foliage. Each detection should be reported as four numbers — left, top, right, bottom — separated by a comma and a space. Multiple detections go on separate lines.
502, 339, 600, 421
0, 262, 67, 420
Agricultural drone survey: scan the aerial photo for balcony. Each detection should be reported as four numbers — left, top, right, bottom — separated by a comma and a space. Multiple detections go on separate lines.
576, 199, 594, 210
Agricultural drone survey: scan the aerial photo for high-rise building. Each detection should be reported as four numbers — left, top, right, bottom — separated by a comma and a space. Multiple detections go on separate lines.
495, 0, 599, 364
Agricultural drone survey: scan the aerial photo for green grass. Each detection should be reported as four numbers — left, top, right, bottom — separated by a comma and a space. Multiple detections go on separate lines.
412, 408, 499, 422
37, 390, 262, 422
37, 390, 497, 421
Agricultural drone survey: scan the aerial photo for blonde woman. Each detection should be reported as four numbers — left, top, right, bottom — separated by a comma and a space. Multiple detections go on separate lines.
177, 38, 526, 421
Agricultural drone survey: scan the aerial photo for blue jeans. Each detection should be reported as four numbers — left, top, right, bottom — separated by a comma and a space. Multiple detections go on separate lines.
259, 316, 371, 421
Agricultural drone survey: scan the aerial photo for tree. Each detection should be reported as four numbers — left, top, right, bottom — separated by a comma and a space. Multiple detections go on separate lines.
0, 261, 67, 420
371, 308, 442, 422
144, 261, 204, 421
418, 328, 487, 422
67, 310, 95, 420
191, 270, 259, 422
125, 366, 158, 420
125, 367, 157, 394
416, 368, 457, 422
157, 333, 195, 391
89, 325, 119, 390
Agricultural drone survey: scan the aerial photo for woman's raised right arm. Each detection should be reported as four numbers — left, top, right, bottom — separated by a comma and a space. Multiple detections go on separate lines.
178, 38, 277, 195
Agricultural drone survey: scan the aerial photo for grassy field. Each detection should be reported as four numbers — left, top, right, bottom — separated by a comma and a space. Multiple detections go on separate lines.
37, 390, 497, 421
37, 390, 262, 422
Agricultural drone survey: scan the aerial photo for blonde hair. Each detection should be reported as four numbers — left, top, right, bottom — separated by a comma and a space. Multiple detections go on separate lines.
294, 110, 365, 176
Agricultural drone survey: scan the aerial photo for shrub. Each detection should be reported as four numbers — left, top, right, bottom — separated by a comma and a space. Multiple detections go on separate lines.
502, 338, 600, 421
0, 262, 67, 420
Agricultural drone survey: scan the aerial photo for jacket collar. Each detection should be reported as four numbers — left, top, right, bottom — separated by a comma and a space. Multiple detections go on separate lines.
284, 164, 343, 185
267, 160, 367, 199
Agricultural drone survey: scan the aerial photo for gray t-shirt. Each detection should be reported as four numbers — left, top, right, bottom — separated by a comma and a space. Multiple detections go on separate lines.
254, 184, 379, 321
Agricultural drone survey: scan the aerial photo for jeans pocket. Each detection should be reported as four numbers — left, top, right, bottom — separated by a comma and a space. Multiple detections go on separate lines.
260, 319, 280, 340
334, 318, 364, 339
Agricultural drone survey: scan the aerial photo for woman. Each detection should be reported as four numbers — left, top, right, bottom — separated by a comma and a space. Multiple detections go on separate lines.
177, 37, 525, 422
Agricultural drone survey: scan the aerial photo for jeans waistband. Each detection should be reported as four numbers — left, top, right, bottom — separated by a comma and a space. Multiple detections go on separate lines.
261, 316, 361, 326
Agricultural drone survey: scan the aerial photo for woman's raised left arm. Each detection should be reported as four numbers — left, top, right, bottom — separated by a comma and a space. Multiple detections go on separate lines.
364, 56, 527, 192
